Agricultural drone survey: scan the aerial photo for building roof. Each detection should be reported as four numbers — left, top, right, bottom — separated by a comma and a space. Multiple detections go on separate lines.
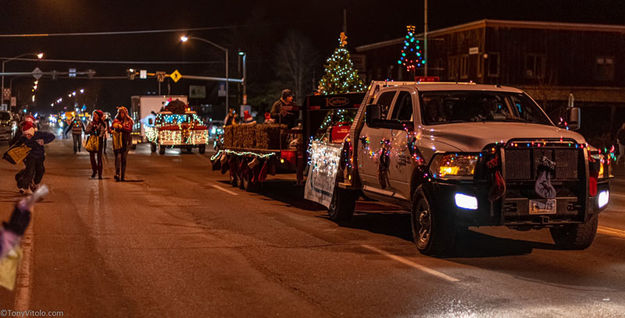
356, 19, 625, 52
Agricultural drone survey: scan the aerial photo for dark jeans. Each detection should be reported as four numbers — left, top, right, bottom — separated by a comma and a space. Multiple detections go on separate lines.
114, 148, 129, 179
89, 138, 104, 177
72, 134, 82, 153
103, 137, 108, 154
17, 157, 45, 189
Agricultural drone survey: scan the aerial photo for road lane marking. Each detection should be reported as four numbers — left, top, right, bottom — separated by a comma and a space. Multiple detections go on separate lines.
598, 226, 625, 239
212, 184, 239, 196
14, 226, 33, 311
360, 244, 460, 283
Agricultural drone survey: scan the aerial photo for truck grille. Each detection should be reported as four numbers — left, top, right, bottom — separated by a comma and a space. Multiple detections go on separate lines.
504, 147, 581, 181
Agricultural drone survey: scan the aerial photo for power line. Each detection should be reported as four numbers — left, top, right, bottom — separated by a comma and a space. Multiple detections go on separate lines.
0, 25, 238, 38
0, 57, 221, 65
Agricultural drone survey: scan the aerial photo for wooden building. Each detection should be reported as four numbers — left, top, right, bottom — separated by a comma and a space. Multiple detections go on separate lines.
355, 19, 625, 140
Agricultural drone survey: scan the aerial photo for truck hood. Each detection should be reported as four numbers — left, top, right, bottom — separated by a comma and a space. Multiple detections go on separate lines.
422, 122, 586, 152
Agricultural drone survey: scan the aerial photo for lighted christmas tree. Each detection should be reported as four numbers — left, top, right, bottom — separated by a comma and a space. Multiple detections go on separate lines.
318, 32, 365, 95
397, 25, 424, 72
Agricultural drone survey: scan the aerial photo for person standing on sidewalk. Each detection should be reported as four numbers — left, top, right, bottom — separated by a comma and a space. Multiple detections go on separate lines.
102, 112, 112, 155
617, 123, 625, 165
111, 107, 134, 181
14, 122, 55, 194
86, 110, 106, 179
63, 116, 85, 153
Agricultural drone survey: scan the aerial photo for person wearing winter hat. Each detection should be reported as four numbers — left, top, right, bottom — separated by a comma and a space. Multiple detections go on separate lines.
14, 121, 55, 194
86, 110, 106, 179
9, 114, 38, 146
111, 106, 134, 181
242, 110, 256, 124
270, 89, 298, 127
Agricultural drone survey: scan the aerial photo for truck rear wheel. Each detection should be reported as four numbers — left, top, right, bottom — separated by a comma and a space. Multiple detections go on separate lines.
150, 143, 157, 153
198, 144, 206, 154
328, 188, 356, 222
410, 189, 455, 256
549, 214, 598, 250
158, 144, 165, 155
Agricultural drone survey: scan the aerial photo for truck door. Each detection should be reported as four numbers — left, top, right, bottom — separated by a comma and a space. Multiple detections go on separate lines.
387, 90, 416, 200
357, 90, 396, 190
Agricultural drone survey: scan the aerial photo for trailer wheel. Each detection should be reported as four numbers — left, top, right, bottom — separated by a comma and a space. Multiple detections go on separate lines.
410, 189, 455, 256
198, 144, 206, 154
158, 144, 165, 155
549, 214, 598, 250
328, 188, 356, 222
131, 143, 137, 150
150, 143, 157, 153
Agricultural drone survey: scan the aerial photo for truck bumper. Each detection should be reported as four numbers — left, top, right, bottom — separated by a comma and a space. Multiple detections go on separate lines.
428, 180, 609, 228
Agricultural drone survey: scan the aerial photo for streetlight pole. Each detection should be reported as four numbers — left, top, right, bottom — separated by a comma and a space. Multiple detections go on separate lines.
238, 51, 247, 105
1, 52, 44, 110
424, 0, 428, 77
180, 36, 229, 115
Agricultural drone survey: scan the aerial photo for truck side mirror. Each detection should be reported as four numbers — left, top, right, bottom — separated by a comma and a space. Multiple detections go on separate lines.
567, 107, 581, 130
365, 104, 381, 127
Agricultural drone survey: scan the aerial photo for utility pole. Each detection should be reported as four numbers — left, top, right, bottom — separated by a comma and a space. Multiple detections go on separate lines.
424, 0, 428, 77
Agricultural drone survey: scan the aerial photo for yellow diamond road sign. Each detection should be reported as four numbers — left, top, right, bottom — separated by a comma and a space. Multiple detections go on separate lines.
170, 70, 182, 83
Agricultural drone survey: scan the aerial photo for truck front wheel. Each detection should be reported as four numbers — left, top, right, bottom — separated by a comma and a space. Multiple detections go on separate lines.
158, 144, 165, 155
150, 143, 157, 153
410, 189, 455, 256
328, 188, 356, 222
549, 214, 598, 250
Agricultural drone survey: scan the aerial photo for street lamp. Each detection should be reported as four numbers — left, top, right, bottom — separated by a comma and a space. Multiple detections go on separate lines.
1, 52, 44, 108
180, 35, 229, 114
238, 51, 247, 105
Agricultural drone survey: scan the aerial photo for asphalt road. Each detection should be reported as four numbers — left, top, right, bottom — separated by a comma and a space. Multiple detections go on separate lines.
1, 136, 625, 317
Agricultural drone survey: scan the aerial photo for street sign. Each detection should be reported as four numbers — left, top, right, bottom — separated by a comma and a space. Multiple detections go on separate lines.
218, 83, 226, 97
189, 85, 206, 98
10, 97, 16, 107
87, 69, 96, 79
170, 70, 182, 83
32, 67, 43, 80
156, 71, 166, 82
2, 88, 10, 101
469, 47, 479, 55
69, 68, 76, 78
139, 70, 147, 79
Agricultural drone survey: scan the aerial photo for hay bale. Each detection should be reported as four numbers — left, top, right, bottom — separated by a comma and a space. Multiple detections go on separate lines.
241, 123, 256, 148
255, 124, 287, 149
223, 126, 234, 148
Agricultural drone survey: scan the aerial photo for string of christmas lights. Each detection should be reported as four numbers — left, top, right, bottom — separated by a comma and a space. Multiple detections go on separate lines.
397, 25, 425, 71
318, 33, 366, 95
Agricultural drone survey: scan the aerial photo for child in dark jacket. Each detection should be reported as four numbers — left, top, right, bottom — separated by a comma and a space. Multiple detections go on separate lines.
14, 122, 55, 194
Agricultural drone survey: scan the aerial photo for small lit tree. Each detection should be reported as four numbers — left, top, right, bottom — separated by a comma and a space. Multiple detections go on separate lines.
397, 25, 424, 73
317, 32, 365, 95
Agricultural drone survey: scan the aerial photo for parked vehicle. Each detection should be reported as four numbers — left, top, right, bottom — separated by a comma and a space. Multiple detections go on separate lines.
323, 81, 612, 255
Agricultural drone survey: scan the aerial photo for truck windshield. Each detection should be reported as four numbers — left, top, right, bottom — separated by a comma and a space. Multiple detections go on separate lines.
419, 91, 552, 126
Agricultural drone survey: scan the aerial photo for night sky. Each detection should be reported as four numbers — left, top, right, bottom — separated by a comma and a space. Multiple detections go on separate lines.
1, 0, 623, 114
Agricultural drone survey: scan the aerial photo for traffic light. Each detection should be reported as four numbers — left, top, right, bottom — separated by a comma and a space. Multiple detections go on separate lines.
127, 68, 137, 80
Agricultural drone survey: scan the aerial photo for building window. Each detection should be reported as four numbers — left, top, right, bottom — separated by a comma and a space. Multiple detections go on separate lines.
487, 53, 500, 77
525, 54, 546, 79
460, 55, 469, 79
448, 56, 460, 80
594, 56, 615, 81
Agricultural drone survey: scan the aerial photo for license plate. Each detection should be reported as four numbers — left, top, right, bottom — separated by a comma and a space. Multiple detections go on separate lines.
529, 199, 557, 215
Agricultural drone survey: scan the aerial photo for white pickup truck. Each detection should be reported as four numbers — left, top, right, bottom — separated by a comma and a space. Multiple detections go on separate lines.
330, 81, 612, 255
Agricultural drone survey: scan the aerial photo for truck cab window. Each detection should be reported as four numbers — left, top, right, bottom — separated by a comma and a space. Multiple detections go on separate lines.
390, 91, 413, 121
376, 91, 396, 119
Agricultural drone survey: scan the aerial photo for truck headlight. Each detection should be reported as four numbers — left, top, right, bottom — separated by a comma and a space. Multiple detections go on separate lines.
598, 190, 609, 208
430, 153, 479, 179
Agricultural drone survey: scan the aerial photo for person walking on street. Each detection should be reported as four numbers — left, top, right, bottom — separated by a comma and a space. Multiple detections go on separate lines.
63, 116, 85, 153
102, 112, 111, 155
14, 122, 55, 194
617, 123, 625, 165
111, 107, 134, 181
86, 110, 106, 179
270, 89, 298, 127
